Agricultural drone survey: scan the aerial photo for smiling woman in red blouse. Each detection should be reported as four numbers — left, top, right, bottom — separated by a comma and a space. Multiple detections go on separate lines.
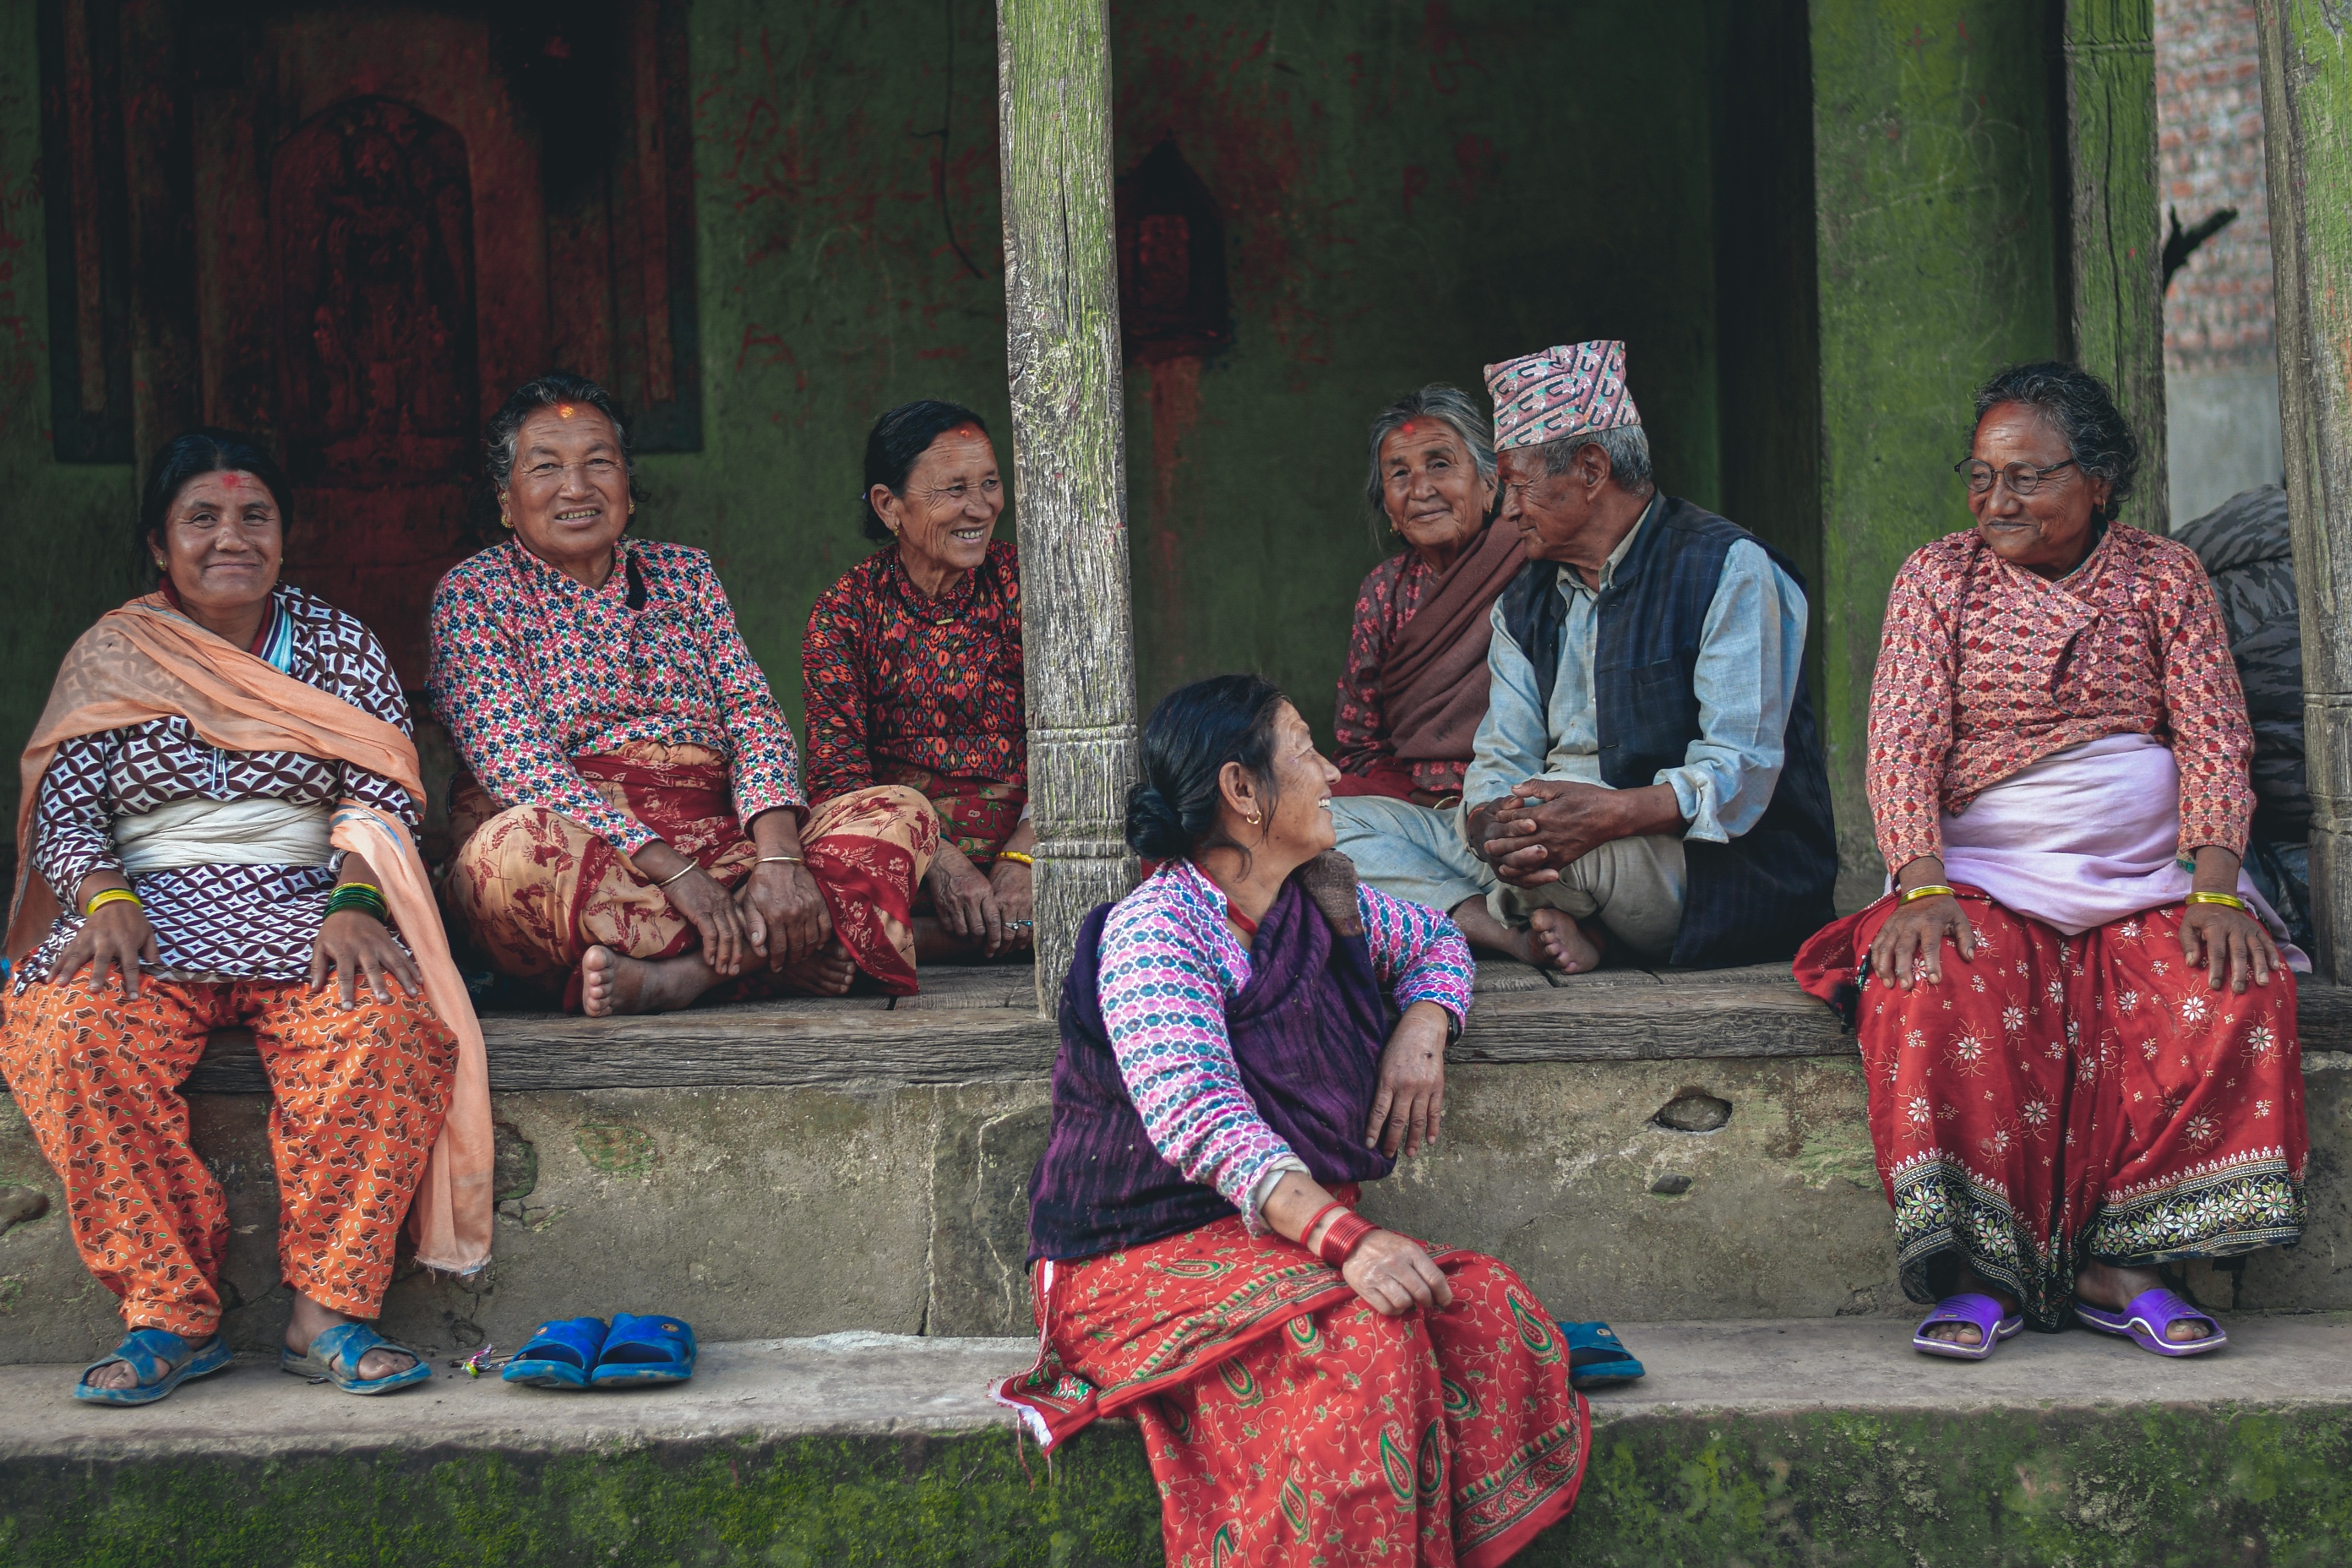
802, 401, 1033, 961
1797, 362, 2306, 1364
430, 374, 939, 1015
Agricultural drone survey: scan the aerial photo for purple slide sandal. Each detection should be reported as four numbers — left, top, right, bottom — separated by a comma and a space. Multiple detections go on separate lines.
1912, 1293, 2024, 1361
2076, 1288, 2227, 1357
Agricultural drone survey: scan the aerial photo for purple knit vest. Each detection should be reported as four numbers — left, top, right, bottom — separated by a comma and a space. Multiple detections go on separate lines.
1026, 873, 1397, 1263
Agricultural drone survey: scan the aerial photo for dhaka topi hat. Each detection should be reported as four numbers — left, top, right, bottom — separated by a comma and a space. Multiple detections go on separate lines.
1483, 340, 1641, 452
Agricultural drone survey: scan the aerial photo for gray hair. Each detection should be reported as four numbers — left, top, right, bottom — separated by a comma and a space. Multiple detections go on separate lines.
1971, 361, 2137, 521
1529, 423, 1654, 492
1363, 384, 1498, 523
482, 371, 640, 497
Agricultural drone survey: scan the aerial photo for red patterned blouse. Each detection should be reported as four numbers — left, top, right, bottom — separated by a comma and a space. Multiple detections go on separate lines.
1331, 552, 1464, 794
1865, 523, 2255, 871
800, 541, 1026, 804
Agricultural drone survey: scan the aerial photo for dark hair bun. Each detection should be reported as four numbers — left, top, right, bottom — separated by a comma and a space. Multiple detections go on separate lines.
1126, 674, 1289, 860
1124, 781, 1192, 860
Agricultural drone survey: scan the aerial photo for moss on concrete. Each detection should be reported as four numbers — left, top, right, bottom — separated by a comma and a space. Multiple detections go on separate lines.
8, 1405, 2352, 1566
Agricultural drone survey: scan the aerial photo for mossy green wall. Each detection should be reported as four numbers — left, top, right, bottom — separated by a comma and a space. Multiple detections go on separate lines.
1808, 0, 2064, 870
0, 0, 1729, 821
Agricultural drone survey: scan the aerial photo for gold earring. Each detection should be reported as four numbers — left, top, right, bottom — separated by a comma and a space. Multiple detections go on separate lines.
500, 514, 514, 529
1246, 813, 1261, 826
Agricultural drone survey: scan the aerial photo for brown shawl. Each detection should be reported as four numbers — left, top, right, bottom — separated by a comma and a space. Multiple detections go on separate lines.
5, 596, 493, 1275
1377, 516, 1527, 769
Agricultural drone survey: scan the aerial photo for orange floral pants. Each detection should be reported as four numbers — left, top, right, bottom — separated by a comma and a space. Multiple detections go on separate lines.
0, 976, 455, 1340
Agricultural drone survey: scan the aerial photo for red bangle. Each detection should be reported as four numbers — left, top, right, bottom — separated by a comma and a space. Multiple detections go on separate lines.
1316, 1211, 1375, 1267
1298, 1200, 1349, 1254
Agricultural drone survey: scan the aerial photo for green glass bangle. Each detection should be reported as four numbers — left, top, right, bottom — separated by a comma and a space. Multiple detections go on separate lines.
324, 885, 389, 923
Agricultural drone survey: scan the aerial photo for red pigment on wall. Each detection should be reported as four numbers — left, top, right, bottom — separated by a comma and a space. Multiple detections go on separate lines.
1401, 165, 1429, 220
1146, 356, 1204, 679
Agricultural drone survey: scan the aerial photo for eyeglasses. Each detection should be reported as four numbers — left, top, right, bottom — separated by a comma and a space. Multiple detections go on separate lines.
1954, 457, 2078, 497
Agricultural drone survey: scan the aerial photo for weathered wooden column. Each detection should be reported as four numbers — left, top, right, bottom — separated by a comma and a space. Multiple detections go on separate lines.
996, 0, 1141, 1015
2061, 0, 2170, 534
2256, 1, 2352, 977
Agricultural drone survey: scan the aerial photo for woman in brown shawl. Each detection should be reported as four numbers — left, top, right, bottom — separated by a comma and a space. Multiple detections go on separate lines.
1329, 385, 1538, 961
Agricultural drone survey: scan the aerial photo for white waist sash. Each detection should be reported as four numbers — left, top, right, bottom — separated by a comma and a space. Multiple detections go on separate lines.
112, 797, 335, 874
1935, 732, 2306, 968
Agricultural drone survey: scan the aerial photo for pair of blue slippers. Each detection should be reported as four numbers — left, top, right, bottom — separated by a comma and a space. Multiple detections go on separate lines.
503, 1314, 697, 1390
1560, 1320, 1646, 1389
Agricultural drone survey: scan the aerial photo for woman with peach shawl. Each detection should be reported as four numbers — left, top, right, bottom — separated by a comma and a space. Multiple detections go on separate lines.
1, 431, 490, 1405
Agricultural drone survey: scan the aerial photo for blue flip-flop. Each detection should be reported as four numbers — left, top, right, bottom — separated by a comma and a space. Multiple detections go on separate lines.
590, 1314, 696, 1389
504, 1316, 610, 1389
1559, 1320, 1646, 1388
280, 1322, 433, 1395
74, 1328, 233, 1406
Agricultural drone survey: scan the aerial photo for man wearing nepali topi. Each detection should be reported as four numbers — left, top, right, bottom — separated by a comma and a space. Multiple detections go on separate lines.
1459, 340, 1839, 972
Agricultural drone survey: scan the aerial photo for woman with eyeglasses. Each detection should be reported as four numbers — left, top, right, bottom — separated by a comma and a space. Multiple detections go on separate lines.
1795, 362, 2306, 1364
430, 374, 939, 1013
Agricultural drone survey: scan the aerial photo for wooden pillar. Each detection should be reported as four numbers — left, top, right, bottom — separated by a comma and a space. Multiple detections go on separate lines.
2060, 0, 2169, 535
995, 0, 1140, 1015
117, 0, 199, 466
2255, 2, 2352, 977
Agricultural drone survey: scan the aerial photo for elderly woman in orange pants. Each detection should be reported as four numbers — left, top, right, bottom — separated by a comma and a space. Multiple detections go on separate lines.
2, 429, 490, 1405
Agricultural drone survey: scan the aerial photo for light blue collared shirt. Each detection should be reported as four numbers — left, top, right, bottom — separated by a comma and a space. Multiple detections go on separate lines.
1462, 500, 1809, 845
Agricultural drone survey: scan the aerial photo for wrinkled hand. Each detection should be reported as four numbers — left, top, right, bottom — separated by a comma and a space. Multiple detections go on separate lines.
660, 865, 754, 977
1368, 1001, 1448, 1157
2180, 901, 2277, 994
1868, 894, 1976, 989
1337, 1229, 1456, 1317
1473, 780, 1624, 887
987, 856, 1035, 948
737, 862, 830, 971
309, 908, 422, 1007
926, 845, 1016, 955
52, 899, 156, 999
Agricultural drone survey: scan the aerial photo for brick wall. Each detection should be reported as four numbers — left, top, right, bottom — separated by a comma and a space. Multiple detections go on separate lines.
2157, 0, 2273, 377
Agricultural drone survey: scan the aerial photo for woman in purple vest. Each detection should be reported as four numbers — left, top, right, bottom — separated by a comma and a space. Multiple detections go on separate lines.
994, 674, 1592, 1567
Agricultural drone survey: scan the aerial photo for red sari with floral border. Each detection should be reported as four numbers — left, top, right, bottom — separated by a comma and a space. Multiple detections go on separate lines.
1796, 889, 2306, 1329
994, 1191, 1588, 1568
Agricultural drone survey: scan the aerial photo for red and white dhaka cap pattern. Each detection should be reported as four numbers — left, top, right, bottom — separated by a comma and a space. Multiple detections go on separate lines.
1483, 340, 1641, 451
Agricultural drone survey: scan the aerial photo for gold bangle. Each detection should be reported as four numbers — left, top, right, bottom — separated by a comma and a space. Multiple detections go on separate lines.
997, 850, 1035, 867
654, 862, 699, 889
1899, 883, 1957, 905
755, 854, 805, 866
2187, 890, 2249, 912
84, 888, 142, 916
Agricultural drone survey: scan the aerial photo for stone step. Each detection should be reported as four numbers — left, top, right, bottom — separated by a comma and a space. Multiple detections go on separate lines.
4, 1315, 2348, 1565
5, 964, 2349, 1367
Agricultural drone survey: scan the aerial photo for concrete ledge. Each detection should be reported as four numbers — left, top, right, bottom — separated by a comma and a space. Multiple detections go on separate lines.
3, 1318, 2349, 1565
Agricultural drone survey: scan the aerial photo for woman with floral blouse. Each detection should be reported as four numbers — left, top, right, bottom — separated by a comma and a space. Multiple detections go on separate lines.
803, 400, 1032, 960
430, 374, 938, 1014
1796, 362, 2306, 1364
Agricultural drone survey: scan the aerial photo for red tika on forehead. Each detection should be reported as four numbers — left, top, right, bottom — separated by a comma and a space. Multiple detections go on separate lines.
557, 403, 578, 418
1401, 420, 1419, 435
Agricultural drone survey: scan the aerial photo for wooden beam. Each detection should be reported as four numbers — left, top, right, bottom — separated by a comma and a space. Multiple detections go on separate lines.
2256, 2, 2352, 977
116, 0, 200, 465
994, 0, 1140, 1016
2061, 0, 2169, 534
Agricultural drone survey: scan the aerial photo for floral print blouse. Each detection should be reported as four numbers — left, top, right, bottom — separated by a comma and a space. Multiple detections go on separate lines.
800, 540, 1026, 802
1866, 523, 2256, 870
1096, 859, 1474, 1229
427, 537, 804, 855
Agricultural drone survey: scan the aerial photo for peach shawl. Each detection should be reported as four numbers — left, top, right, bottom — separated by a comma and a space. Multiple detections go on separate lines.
4, 596, 493, 1275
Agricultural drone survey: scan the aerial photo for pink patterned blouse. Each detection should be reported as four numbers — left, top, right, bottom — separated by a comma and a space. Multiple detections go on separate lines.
427, 537, 805, 855
1332, 552, 1465, 794
1096, 858, 1474, 1228
1866, 524, 2255, 870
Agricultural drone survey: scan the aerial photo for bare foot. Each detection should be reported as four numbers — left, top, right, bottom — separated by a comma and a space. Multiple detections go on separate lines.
1448, 897, 1545, 965
1920, 1266, 2021, 1348
783, 938, 858, 996
84, 1342, 204, 1391
580, 945, 724, 1016
286, 1293, 413, 1380
1526, 908, 1603, 973
2077, 1260, 2212, 1342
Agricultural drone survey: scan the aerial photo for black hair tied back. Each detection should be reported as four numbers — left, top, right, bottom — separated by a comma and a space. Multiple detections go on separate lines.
1125, 674, 1289, 860
860, 400, 989, 542
137, 428, 293, 583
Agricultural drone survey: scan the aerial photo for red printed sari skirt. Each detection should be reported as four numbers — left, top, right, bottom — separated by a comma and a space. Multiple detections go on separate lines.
444, 742, 938, 1006
879, 763, 1026, 868
994, 1202, 1588, 1568
1796, 890, 2307, 1329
